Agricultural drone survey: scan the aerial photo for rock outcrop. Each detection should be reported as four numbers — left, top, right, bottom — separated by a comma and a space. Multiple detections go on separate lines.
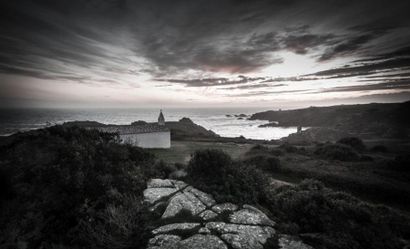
281, 127, 350, 144
144, 179, 314, 249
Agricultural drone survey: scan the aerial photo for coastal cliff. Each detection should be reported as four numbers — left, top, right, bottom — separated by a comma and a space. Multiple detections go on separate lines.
250, 101, 410, 138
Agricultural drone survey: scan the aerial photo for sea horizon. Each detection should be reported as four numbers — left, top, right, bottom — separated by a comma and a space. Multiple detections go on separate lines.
0, 107, 302, 139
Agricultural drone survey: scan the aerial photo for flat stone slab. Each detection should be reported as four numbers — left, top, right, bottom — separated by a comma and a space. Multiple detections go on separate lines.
278, 235, 314, 249
199, 210, 218, 221
188, 187, 216, 207
143, 187, 179, 205
178, 234, 228, 249
162, 191, 206, 218
152, 223, 201, 235
147, 179, 174, 188
147, 234, 181, 249
147, 234, 227, 249
206, 222, 275, 249
144, 179, 312, 249
229, 205, 275, 226
170, 180, 188, 190
212, 203, 238, 214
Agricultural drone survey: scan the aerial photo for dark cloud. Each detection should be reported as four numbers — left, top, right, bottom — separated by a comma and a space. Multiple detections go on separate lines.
283, 33, 335, 55
317, 19, 407, 62
227, 89, 308, 97
222, 83, 287, 90
155, 75, 265, 87
1, 0, 410, 83
310, 57, 410, 78
319, 79, 410, 93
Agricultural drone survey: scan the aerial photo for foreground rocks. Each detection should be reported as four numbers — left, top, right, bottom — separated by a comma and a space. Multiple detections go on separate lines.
143, 179, 314, 249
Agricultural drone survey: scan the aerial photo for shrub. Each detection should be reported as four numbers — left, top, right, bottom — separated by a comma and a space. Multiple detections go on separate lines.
264, 179, 409, 249
389, 154, 410, 172
243, 155, 281, 172
249, 144, 270, 152
186, 149, 267, 204
187, 149, 233, 181
370, 145, 388, 153
152, 160, 177, 178
279, 143, 298, 153
0, 126, 162, 249
247, 144, 283, 156
79, 194, 151, 249
0, 167, 15, 201
315, 143, 360, 161
337, 137, 366, 151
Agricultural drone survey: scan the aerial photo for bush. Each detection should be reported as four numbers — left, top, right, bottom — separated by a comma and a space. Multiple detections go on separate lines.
0, 126, 163, 249
370, 145, 388, 153
279, 143, 298, 153
264, 179, 409, 249
337, 137, 366, 151
0, 167, 15, 201
389, 154, 410, 172
315, 143, 360, 161
187, 149, 233, 181
243, 155, 281, 172
247, 144, 283, 156
186, 149, 267, 204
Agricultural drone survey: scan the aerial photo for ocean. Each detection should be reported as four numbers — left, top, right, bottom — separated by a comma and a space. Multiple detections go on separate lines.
0, 108, 299, 140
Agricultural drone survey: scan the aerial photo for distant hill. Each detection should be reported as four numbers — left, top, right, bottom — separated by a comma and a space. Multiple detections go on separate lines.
63, 118, 219, 140
250, 101, 410, 138
63, 120, 107, 127
165, 117, 219, 140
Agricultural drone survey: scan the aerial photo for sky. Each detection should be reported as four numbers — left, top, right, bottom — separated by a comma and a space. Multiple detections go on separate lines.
1, 0, 410, 109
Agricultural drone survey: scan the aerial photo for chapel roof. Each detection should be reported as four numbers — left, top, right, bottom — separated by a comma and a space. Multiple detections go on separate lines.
94, 124, 169, 135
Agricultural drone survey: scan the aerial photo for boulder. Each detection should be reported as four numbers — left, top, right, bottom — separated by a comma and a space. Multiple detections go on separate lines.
152, 223, 201, 235
212, 203, 238, 214
229, 205, 275, 226
143, 187, 179, 205
278, 235, 314, 249
199, 210, 218, 221
147, 234, 181, 249
178, 234, 228, 249
187, 187, 216, 207
170, 180, 188, 190
162, 192, 206, 218
206, 222, 276, 249
143, 179, 312, 249
147, 179, 174, 188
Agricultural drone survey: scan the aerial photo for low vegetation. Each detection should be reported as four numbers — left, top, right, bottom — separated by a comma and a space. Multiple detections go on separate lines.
314, 143, 361, 161
250, 101, 410, 139
186, 149, 410, 249
337, 137, 366, 151
1, 128, 409, 249
243, 155, 281, 172
186, 149, 266, 204
0, 126, 167, 249
264, 180, 410, 249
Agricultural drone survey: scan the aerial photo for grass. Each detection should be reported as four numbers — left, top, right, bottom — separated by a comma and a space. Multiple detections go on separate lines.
148, 140, 255, 164
253, 144, 410, 213
149, 139, 410, 212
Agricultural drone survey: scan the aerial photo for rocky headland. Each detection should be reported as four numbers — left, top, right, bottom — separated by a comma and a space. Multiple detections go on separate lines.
250, 101, 410, 139
63, 117, 219, 140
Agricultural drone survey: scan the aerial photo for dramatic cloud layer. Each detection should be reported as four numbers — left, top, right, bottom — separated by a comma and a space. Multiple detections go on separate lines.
1, 0, 410, 107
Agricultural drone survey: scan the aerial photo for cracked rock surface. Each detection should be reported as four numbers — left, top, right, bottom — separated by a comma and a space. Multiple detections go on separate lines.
144, 179, 313, 249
